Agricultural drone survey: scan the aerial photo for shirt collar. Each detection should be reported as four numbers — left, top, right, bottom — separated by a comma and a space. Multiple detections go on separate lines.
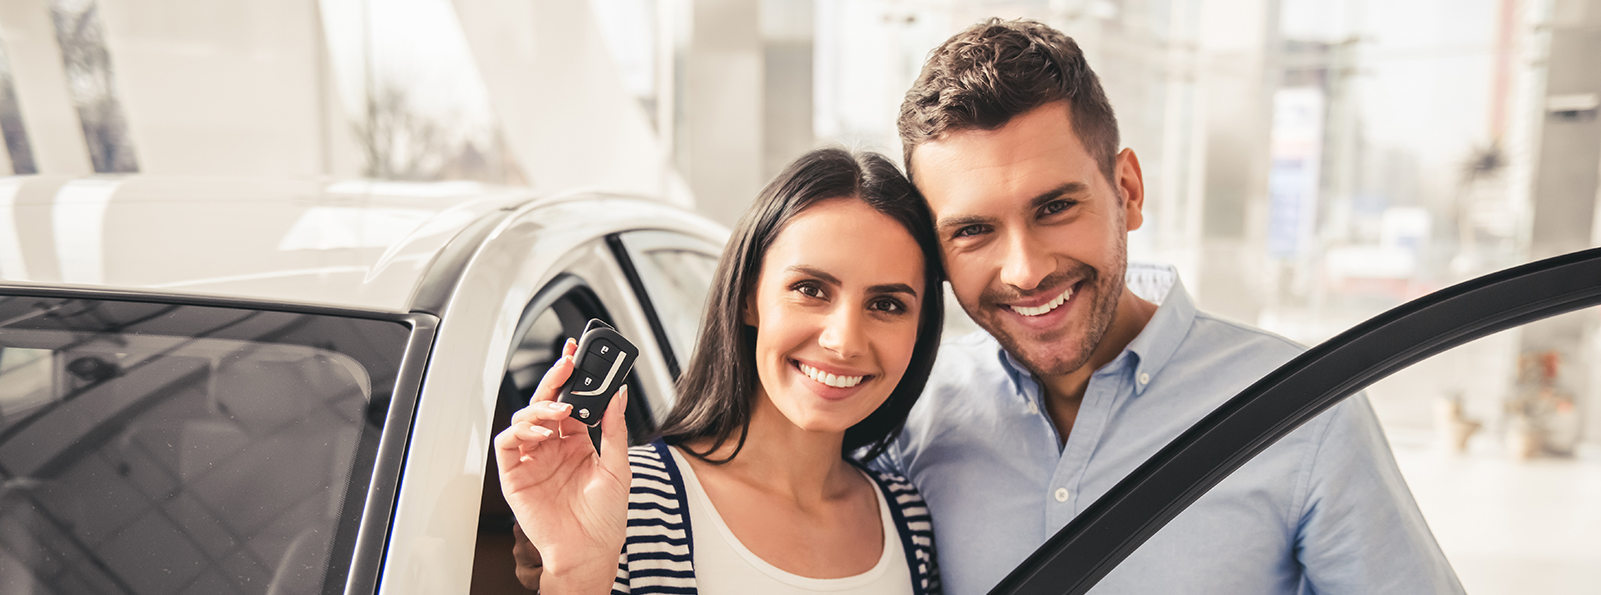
995, 263, 1195, 397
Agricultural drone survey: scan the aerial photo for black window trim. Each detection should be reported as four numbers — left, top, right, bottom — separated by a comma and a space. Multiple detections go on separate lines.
605, 233, 682, 379
994, 246, 1601, 595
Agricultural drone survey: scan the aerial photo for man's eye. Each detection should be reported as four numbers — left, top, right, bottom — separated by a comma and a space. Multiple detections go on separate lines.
1042, 200, 1074, 216
952, 225, 989, 239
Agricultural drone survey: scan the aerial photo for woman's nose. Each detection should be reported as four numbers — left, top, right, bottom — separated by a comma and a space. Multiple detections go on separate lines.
817, 306, 866, 358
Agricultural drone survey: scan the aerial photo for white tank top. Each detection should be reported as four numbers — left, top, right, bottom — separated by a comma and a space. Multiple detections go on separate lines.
668, 446, 914, 595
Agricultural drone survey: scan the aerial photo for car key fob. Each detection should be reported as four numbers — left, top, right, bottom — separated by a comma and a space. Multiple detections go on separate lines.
556, 319, 638, 427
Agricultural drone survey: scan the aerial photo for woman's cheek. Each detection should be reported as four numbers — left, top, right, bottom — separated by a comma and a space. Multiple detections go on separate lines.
881, 318, 921, 383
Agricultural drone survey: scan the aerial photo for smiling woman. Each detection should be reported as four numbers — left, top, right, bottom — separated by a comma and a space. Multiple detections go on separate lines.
495, 148, 946, 595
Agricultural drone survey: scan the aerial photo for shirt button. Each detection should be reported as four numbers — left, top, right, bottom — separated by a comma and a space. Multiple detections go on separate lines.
1139, 372, 1151, 385
1026, 401, 1039, 415
1054, 488, 1070, 502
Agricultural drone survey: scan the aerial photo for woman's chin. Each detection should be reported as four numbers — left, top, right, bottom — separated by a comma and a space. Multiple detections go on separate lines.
771, 394, 884, 435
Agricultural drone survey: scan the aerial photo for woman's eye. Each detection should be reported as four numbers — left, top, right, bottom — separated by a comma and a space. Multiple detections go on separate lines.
794, 282, 825, 298
870, 298, 906, 313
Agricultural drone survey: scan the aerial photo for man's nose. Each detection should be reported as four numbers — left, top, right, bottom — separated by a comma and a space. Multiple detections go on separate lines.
998, 231, 1052, 291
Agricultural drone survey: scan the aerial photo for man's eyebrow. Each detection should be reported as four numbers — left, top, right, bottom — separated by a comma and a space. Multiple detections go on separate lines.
936, 213, 994, 231
1027, 182, 1091, 210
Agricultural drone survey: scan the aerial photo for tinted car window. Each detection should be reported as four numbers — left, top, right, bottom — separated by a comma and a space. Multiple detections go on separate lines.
0, 295, 411, 595
614, 231, 719, 369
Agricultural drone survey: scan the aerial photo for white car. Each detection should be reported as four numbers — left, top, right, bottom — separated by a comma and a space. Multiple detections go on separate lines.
0, 175, 726, 595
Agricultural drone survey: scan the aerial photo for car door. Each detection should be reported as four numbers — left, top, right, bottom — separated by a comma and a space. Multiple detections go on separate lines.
381, 195, 724, 595
461, 220, 722, 595
994, 247, 1601, 594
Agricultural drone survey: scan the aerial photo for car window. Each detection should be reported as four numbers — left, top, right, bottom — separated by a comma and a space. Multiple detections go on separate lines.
0, 294, 413, 595
612, 231, 720, 376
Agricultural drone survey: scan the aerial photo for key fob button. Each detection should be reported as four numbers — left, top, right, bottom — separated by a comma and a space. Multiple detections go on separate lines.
575, 371, 602, 391
587, 339, 619, 363
579, 355, 614, 378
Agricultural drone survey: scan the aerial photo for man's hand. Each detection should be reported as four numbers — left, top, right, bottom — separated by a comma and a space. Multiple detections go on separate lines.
494, 338, 631, 594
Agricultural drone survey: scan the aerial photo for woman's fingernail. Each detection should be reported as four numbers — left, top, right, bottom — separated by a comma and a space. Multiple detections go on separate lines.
532, 425, 553, 437
547, 401, 570, 411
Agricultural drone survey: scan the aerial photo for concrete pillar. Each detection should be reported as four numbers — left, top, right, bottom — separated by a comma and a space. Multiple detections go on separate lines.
1193, 0, 1277, 324
454, 0, 670, 198
1519, 0, 1601, 448
760, 0, 814, 181
97, 0, 332, 177
681, 0, 764, 227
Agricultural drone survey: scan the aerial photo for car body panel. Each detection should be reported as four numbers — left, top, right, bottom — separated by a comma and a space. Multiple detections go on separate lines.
0, 174, 729, 595
0, 175, 534, 313
377, 196, 725, 595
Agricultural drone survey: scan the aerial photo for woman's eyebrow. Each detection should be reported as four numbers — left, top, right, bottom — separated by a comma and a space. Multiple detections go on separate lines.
787, 266, 917, 297
868, 283, 917, 297
786, 265, 841, 286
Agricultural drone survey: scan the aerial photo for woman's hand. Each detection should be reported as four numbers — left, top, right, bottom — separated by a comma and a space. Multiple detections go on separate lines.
495, 338, 631, 595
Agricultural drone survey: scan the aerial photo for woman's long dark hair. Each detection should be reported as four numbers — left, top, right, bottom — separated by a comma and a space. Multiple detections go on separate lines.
657, 148, 944, 463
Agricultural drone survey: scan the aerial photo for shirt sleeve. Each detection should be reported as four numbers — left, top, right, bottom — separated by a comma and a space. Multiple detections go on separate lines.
1293, 394, 1465, 594
863, 435, 910, 477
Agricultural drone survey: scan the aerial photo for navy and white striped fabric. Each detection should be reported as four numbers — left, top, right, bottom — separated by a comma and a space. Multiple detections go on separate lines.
613, 440, 941, 595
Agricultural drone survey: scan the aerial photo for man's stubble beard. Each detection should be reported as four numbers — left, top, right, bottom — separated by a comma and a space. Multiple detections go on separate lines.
960, 231, 1128, 379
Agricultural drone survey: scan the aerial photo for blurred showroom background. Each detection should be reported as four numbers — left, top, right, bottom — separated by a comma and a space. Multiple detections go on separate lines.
1, 0, 1599, 591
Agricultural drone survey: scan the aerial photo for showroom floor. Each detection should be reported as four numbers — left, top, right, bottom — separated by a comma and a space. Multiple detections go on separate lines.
1390, 430, 1601, 595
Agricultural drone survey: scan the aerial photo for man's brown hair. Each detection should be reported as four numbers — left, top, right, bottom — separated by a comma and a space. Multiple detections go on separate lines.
897, 18, 1119, 184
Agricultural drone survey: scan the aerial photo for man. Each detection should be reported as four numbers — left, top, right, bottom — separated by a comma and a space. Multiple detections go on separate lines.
881, 18, 1463, 594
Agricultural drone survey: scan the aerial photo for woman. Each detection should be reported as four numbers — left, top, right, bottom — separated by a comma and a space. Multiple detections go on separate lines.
495, 148, 943, 595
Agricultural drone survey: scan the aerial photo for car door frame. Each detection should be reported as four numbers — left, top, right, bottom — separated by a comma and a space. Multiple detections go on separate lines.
994, 247, 1601, 595
376, 194, 725, 595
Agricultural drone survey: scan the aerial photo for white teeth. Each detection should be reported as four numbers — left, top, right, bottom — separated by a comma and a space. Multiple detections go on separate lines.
1010, 286, 1074, 317
798, 363, 864, 388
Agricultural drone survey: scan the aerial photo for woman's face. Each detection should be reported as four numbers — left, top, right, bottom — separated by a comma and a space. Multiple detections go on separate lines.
744, 197, 926, 436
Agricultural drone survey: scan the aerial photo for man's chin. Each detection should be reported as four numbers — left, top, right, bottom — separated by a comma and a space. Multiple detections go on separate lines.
982, 323, 1091, 377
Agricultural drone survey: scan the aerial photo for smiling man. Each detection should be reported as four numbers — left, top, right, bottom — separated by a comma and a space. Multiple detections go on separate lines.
879, 19, 1466, 595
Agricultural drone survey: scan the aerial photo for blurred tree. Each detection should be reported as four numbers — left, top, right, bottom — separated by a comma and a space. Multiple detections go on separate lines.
49, 0, 138, 174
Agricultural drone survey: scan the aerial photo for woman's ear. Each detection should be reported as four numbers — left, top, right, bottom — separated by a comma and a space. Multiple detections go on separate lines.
742, 291, 759, 327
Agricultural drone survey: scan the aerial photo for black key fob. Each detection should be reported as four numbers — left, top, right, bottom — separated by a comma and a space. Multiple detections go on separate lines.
556, 319, 638, 427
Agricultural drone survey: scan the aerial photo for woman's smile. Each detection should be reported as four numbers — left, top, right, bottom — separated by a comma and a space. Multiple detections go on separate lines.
745, 197, 925, 434
792, 358, 874, 396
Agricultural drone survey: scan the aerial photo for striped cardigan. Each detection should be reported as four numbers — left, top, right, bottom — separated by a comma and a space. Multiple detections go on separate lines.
613, 440, 941, 595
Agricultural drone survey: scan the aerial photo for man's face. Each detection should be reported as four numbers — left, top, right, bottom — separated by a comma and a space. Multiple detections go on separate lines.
909, 102, 1144, 377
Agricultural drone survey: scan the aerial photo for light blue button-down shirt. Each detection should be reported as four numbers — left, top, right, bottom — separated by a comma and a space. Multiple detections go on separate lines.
881, 269, 1463, 595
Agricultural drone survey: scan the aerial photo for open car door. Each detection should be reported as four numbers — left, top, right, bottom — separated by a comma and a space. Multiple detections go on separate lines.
992, 247, 1601, 595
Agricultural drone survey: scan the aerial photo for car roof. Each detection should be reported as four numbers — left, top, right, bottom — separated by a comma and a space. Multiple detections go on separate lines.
0, 175, 636, 313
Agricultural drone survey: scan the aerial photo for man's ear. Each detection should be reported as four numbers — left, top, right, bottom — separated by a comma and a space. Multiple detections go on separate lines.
1116, 148, 1146, 232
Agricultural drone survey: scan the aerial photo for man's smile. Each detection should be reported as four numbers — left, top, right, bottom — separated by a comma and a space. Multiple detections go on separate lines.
1007, 284, 1076, 317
